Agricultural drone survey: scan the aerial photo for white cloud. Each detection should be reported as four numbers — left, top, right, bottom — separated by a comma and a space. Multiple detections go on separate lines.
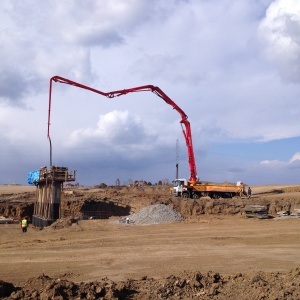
259, 0, 300, 82
260, 159, 284, 165
260, 152, 300, 167
290, 152, 300, 163
64, 110, 153, 148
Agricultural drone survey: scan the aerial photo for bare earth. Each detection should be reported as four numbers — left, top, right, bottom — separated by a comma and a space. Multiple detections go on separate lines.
0, 184, 300, 299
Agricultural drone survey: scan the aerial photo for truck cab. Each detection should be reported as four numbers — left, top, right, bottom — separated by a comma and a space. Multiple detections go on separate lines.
173, 179, 188, 197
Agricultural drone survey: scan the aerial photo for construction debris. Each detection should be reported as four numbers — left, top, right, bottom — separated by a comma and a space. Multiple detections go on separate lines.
0, 216, 14, 224
292, 208, 300, 216
244, 205, 269, 219
273, 208, 300, 220
277, 210, 289, 216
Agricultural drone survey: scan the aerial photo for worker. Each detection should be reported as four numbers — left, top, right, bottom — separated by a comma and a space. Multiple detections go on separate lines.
21, 217, 28, 233
239, 183, 244, 198
247, 187, 252, 199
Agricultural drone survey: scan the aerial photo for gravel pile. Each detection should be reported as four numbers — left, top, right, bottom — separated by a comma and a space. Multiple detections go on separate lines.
120, 204, 184, 225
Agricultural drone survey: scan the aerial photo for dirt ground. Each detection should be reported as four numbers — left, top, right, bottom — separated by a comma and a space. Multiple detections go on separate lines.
0, 184, 300, 299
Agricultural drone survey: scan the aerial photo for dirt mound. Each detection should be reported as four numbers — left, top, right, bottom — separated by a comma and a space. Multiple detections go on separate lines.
1, 269, 299, 299
48, 217, 78, 230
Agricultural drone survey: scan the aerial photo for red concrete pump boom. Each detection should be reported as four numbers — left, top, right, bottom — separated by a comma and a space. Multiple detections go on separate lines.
48, 75, 198, 182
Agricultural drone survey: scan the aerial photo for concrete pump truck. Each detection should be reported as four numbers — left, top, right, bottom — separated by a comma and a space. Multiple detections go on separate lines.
47, 76, 245, 199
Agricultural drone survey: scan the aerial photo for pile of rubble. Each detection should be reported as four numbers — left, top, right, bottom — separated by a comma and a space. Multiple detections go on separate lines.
1, 269, 300, 299
274, 209, 300, 220
244, 205, 269, 219
119, 204, 184, 225
0, 217, 14, 224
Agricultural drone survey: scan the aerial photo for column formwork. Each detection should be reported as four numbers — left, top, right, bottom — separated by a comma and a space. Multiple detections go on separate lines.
32, 166, 76, 228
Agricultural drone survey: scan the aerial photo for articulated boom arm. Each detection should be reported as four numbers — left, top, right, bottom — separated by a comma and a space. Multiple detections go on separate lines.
48, 75, 197, 182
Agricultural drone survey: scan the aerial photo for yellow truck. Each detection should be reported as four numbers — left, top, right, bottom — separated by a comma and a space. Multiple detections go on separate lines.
173, 179, 245, 199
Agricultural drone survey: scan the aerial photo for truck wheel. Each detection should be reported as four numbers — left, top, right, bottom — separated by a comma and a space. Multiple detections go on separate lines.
182, 191, 190, 198
223, 193, 232, 198
212, 193, 220, 199
192, 193, 200, 199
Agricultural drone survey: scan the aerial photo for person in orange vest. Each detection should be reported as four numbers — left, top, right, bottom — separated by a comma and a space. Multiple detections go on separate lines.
21, 217, 28, 233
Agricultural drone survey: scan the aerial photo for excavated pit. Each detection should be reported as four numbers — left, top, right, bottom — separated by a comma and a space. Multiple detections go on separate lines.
1, 185, 300, 222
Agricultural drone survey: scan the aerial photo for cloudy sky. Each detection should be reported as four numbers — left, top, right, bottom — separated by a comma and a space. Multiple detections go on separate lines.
1, 0, 300, 186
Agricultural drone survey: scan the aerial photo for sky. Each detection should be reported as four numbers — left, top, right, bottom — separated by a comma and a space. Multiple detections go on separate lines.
0, 0, 300, 186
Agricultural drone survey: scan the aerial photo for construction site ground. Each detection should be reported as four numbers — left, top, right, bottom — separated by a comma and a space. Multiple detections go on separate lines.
0, 184, 300, 299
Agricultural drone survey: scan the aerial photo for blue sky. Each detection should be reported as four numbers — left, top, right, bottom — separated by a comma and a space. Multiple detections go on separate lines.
0, 0, 300, 186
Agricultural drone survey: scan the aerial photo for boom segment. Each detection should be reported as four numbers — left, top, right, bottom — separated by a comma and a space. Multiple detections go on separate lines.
48, 76, 197, 182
